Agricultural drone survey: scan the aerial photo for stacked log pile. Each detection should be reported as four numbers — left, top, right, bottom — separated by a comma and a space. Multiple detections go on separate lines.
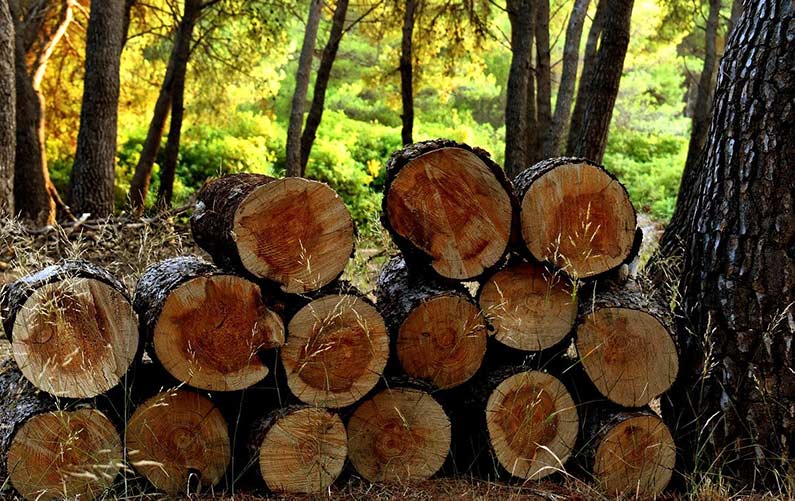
0, 141, 678, 499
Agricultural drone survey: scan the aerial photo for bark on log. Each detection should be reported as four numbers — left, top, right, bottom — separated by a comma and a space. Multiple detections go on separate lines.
133, 256, 285, 391
576, 282, 677, 408
375, 255, 488, 390
191, 173, 355, 294
247, 405, 347, 494
0, 361, 122, 500
126, 389, 231, 495
0, 260, 139, 398
381, 139, 517, 280
514, 157, 638, 279
347, 386, 451, 483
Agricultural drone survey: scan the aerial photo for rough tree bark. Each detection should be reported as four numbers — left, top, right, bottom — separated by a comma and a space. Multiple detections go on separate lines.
286, 0, 323, 177
128, 0, 201, 214
535, 0, 553, 159
504, 0, 534, 178
663, 0, 794, 488
566, 0, 634, 162
0, 0, 13, 216
69, 0, 126, 217
300, 0, 349, 171
399, 0, 417, 146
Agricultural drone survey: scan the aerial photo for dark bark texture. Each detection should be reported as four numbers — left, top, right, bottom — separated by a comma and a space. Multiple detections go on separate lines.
566, 0, 634, 162
399, 0, 417, 146
504, 0, 534, 178
69, 0, 126, 217
0, 0, 13, 216
535, 0, 553, 159
663, 0, 794, 487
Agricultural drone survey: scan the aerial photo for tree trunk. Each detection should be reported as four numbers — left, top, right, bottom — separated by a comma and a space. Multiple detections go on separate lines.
399, 0, 417, 146
69, 0, 126, 218
664, 1, 794, 487
300, 0, 349, 170
128, 0, 200, 214
286, 0, 323, 177
566, 0, 634, 162
503, 0, 534, 178
524, 8, 538, 164
550, 0, 590, 156
535, 0, 553, 159
0, 0, 14, 217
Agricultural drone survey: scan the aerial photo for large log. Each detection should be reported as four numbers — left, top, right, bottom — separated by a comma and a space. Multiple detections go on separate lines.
126, 389, 231, 495
375, 255, 488, 389
575, 283, 678, 408
513, 157, 638, 279
281, 291, 389, 407
381, 139, 517, 280
133, 256, 285, 391
0, 260, 139, 398
478, 258, 577, 352
0, 361, 122, 500
191, 173, 355, 293
248, 406, 347, 494
347, 385, 451, 483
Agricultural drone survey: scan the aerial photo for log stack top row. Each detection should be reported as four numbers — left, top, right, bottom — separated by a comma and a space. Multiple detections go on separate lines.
0, 138, 677, 500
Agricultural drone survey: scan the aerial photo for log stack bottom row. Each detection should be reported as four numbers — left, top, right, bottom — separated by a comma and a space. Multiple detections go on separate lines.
0, 139, 679, 499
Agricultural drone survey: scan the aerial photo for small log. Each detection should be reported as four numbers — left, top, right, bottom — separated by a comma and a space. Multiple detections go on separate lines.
381, 139, 517, 280
0, 260, 139, 398
514, 158, 638, 279
248, 406, 347, 494
576, 283, 678, 408
347, 386, 451, 483
281, 292, 389, 407
0, 362, 122, 500
478, 259, 577, 352
375, 256, 488, 389
191, 173, 355, 293
126, 389, 231, 495
133, 256, 285, 391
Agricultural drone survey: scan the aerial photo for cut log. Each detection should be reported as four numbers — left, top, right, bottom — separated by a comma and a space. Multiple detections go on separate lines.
133, 256, 285, 391
514, 158, 637, 279
0, 260, 139, 398
376, 256, 488, 389
248, 406, 347, 494
478, 259, 577, 351
281, 292, 389, 407
576, 284, 678, 408
347, 386, 451, 483
382, 139, 517, 280
0, 362, 122, 501
126, 389, 231, 495
191, 173, 355, 293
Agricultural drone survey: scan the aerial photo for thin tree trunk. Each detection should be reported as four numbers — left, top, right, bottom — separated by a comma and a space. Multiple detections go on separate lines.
550, 0, 589, 156
400, 0, 418, 146
535, 0, 553, 159
664, 0, 793, 487
286, 0, 323, 177
299, 0, 349, 172
504, 0, 534, 178
727, 0, 742, 36
525, 3, 538, 165
566, 0, 634, 162
68, 0, 126, 217
0, 0, 14, 217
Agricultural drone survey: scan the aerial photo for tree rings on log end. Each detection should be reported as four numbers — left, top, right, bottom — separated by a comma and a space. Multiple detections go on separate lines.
485, 370, 578, 480
126, 390, 230, 495
11, 278, 138, 398
7, 409, 122, 501
385, 147, 513, 280
282, 294, 389, 407
233, 178, 354, 293
347, 387, 451, 483
153, 274, 284, 391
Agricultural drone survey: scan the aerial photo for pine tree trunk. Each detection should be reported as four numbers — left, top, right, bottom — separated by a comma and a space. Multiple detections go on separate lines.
566, 0, 604, 152
69, 0, 126, 218
535, 0, 553, 159
0, 0, 14, 217
286, 0, 323, 177
504, 0, 534, 178
300, 0, 349, 170
664, 1, 794, 487
400, 0, 417, 146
